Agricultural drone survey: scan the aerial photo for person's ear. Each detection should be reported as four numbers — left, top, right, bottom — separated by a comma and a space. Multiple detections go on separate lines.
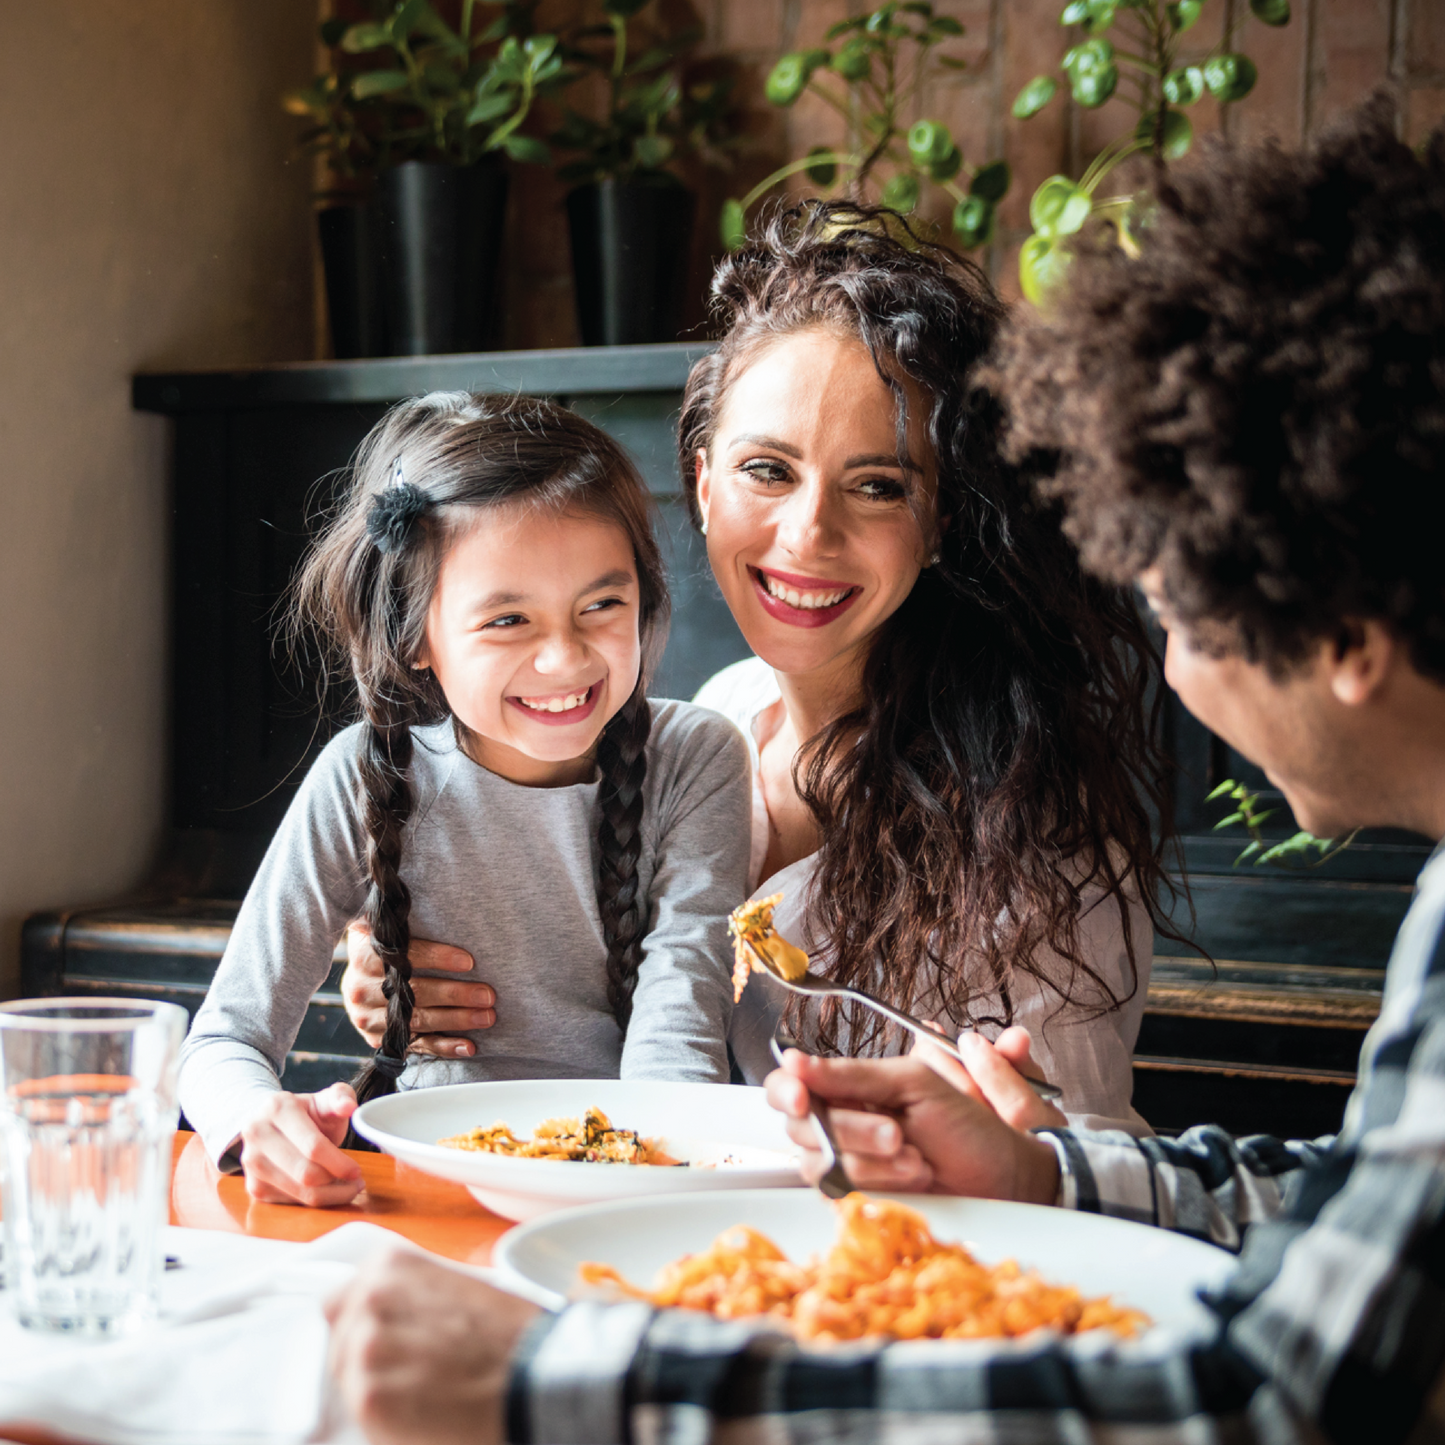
694, 450, 712, 537
1328, 619, 1395, 707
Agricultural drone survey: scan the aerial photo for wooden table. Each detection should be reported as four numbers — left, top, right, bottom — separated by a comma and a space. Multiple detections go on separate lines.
167, 1130, 512, 1264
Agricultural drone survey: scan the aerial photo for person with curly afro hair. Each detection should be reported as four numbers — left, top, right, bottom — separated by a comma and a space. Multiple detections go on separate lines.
325, 101, 1445, 1445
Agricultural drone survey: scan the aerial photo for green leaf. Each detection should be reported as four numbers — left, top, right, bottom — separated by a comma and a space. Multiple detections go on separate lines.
350, 69, 411, 99
1250, 809, 1277, 827
907, 119, 954, 167
826, 16, 867, 39
1134, 106, 1193, 158
1071, 63, 1118, 108
1083, 0, 1118, 32
341, 22, 393, 53
720, 197, 747, 250
1212, 811, 1245, 831
805, 145, 838, 185
880, 171, 921, 212
831, 42, 872, 81
467, 92, 516, 126
969, 158, 1010, 202
1205, 779, 1239, 802
1063, 36, 1114, 73
1250, 0, 1290, 22
1203, 53, 1258, 102
501, 133, 551, 164
1030, 175, 1093, 237
1166, 0, 1202, 30
765, 52, 818, 106
1234, 840, 1264, 865
928, 15, 964, 34
1012, 75, 1058, 119
1019, 233, 1072, 306
525, 35, 559, 65
951, 195, 993, 247
1162, 65, 1203, 105
928, 144, 963, 181
387, 0, 429, 41
632, 133, 674, 168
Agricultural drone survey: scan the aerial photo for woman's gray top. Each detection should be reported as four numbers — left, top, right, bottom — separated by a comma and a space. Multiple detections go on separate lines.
178, 699, 752, 1167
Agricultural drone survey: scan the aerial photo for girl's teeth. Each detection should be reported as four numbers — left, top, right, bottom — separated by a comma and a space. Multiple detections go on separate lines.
762, 574, 850, 610
522, 690, 589, 713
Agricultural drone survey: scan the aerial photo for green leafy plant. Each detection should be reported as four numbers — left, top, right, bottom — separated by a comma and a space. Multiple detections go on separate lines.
1011, 0, 1289, 303
721, 0, 1009, 251
550, 0, 738, 186
1207, 779, 1358, 869
284, 1, 565, 172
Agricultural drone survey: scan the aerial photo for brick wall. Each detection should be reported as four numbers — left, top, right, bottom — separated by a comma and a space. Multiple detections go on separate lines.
488, 0, 1442, 347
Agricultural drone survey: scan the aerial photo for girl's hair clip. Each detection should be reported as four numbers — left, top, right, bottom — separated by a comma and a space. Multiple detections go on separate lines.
367, 455, 430, 555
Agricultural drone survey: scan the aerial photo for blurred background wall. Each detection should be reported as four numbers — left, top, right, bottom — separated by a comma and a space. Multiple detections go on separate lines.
0, 4, 314, 994
0, 0, 1432, 994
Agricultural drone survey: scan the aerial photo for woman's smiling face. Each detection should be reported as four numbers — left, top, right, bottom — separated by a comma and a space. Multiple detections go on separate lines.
696, 327, 935, 686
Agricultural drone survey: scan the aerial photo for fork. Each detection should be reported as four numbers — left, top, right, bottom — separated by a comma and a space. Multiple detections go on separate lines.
744, 938, 1064, 1103
771, 1028, 856, 1199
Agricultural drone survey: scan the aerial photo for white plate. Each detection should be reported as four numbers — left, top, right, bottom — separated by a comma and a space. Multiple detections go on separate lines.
495, 1188, 1237, 1336
351, 1079, 800, 1220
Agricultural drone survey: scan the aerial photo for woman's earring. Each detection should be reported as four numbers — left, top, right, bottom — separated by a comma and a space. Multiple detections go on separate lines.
927, 551, 940, 566
700, 517, 709, 537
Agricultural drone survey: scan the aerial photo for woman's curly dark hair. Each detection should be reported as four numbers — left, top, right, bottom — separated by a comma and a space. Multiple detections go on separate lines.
681, 201, 1185, 1051
989, 97, 1445, 683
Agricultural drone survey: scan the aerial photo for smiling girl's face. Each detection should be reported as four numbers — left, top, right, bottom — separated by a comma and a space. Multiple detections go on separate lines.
415, 503, 642, 786
696, 327, 935, 689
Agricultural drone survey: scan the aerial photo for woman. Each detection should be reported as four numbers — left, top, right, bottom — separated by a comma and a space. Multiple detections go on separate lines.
340, 203, 1178, 1130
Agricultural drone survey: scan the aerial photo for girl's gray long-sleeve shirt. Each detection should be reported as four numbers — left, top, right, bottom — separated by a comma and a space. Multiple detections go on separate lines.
178, 699, 751, 1168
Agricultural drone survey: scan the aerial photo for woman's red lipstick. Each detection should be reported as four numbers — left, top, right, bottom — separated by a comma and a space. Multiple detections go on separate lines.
750, 567, 861, 629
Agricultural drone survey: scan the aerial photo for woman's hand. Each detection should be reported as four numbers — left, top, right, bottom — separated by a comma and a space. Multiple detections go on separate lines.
913, 1026, 1068, 1133
239, 1083, 363, 1206
326, 1249, 540, 1445
764, 1050, 1061, 1204
342, 924, 496, 1058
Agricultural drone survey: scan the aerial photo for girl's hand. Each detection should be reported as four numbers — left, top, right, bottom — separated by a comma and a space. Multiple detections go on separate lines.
326, 1247, 539, 1445
913, 1026, 1068, 1133
342, 924, 496, 1058
239, 1083, 364, 1207
763, 1051, 1060, 1204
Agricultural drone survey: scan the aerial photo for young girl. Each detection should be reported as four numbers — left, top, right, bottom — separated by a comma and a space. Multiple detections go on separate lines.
177, 392, 750, 1205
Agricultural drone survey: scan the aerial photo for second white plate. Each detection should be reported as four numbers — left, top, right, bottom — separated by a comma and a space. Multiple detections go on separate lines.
495, 1187, 1238, 1336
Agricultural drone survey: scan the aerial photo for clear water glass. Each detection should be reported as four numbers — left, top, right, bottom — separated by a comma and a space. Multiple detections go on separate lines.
0, 998, 186, 1335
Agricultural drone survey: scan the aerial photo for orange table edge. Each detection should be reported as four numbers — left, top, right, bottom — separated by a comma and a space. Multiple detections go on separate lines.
167, 1129, 514, 1264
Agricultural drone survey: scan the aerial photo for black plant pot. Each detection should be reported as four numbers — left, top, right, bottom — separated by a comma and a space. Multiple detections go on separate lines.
375, 160, 508, 356
317, 203, 388, 359
567, 179, 697, 347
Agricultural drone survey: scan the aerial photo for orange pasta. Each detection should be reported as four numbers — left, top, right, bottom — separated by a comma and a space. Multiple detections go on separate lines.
581, 1193, 1149, 1342
439, 1106, 679, 1164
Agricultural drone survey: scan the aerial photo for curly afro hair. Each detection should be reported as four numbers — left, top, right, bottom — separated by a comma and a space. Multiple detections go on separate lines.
989, 96, 1445, 683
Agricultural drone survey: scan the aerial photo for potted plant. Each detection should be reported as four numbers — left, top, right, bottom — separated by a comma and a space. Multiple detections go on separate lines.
723, 1, 1008, 254
1009, 0, 1290, 304
289, 1, 566, 356
285, 19, 392, 358
551, 0, 737, 347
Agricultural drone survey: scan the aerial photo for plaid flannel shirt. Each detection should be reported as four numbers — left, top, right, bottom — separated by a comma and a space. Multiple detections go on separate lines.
508, 844, 1445, 1444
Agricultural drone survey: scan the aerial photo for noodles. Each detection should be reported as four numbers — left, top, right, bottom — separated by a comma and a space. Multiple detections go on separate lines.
581, 1193, 1149, 1342
438, 1106, 679, 1164
728, 892, 810, 1001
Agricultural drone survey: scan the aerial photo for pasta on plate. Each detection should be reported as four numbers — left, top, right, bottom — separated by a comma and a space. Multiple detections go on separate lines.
439, 1106, 679, 1165
582, 1193, 1149, 1342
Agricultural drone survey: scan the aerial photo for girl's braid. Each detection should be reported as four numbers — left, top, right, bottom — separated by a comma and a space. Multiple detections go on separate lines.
594, 686, 652, 1028
351, 718, 417, 1105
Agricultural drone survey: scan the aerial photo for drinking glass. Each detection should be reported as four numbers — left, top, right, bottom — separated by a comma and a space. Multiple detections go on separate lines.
0, 998, 186, 1335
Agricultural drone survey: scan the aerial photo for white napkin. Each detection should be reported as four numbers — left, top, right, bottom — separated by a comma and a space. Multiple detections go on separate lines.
0, 1223, 392, 1445
0, 1222, 561, 1445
